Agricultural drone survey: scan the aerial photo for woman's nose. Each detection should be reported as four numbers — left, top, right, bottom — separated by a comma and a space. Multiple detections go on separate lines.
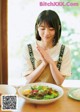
44, 28, 50, 36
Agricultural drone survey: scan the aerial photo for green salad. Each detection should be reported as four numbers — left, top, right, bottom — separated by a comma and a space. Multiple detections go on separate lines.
22, 85, 59, 100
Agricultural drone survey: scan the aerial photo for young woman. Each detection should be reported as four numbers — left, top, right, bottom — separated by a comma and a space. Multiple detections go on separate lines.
22, 10, 71, 85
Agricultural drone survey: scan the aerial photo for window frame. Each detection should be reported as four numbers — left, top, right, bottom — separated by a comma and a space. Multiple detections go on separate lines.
0, 0, 8, 84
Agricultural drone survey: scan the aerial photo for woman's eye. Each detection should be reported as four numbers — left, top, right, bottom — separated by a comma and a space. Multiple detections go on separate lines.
40, 28, 45, 30
49, 28, 54, 30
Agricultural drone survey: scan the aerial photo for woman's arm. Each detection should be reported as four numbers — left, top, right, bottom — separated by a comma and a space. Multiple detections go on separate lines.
25, 61, 47, 83
49, 60, 65, 85
37, 44, 65, 85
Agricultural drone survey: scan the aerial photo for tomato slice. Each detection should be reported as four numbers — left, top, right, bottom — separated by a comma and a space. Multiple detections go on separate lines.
31, 90, 38, 93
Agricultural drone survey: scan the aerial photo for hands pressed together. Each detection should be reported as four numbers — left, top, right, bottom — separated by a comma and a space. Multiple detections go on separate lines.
36, 43, 53, 65
26, 43, 65, 85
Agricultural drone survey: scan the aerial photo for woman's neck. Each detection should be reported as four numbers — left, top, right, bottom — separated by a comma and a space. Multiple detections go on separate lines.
41, 41, 53, 50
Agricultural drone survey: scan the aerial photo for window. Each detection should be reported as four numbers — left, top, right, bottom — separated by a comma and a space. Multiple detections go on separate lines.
8, 0, 80, 86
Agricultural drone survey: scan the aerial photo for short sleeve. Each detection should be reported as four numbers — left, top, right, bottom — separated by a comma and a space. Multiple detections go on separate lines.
60, 46, 72, 77
21, 45, 33, 77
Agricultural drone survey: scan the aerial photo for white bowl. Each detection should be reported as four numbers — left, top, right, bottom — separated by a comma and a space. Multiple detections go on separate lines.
18, 83, 64, 104
0, 84, 16, 105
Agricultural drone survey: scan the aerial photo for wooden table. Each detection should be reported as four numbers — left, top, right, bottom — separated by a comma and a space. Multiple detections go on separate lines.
0, 87, 80, 112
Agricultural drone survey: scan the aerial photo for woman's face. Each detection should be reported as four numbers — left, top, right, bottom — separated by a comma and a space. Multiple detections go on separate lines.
38, 22, 55, 43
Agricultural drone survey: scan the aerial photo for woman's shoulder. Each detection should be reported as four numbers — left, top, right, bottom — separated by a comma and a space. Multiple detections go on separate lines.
22, 41, 36, 54
28, 40, 36, 46
57, 43, 70, 50
56, 43, 71, 55
60, 43, 71, 56
26, 41, 39, 54
23, 41, 36, 50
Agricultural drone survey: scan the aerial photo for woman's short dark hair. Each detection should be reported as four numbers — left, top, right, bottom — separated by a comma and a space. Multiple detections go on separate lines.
35, 10, 61, 46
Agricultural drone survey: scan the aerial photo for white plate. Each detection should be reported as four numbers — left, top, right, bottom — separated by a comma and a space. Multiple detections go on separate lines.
68, 88, 80, 101
18, 83, 64, 104
0, 84, 16, 105
0, 84, 16, 94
